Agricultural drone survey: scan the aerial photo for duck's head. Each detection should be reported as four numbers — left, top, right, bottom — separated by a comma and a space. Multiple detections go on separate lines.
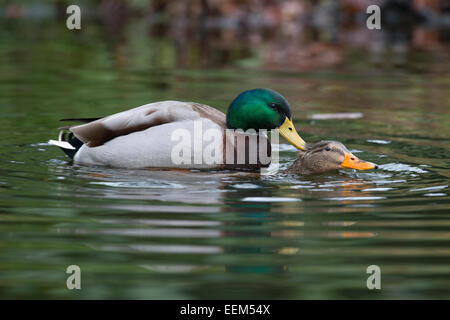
226, 88, 307, 150
289, 140, 377, 175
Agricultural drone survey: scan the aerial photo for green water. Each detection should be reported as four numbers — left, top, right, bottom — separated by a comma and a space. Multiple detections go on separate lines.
0, 21, 449, 299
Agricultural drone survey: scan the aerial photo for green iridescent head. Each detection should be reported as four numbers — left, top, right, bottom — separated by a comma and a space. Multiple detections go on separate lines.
226, 88, 307, 150
226, 88, 291, 131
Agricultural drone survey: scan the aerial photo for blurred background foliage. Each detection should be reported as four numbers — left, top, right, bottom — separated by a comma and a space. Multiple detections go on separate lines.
1, 0, 449, 72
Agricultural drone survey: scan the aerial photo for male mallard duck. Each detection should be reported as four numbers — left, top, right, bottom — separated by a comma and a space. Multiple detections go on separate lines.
286, 141, 377, 175
49, 88, 306, 169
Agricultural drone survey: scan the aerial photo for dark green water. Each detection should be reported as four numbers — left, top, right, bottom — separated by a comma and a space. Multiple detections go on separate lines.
0, 21, 449, 299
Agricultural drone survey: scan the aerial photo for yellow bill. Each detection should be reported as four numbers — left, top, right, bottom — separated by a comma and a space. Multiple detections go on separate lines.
276, 117, 307, 150
341, 152, 376, 170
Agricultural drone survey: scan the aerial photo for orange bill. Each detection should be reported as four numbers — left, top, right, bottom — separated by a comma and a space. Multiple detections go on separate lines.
341, 152, 376, 170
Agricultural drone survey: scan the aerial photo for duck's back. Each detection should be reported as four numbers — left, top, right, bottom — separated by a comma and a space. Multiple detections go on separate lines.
70, 101, 225, 147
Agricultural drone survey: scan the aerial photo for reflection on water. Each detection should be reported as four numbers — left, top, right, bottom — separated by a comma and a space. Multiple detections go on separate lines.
0, 16, 449, 299
1, 137, 448, 299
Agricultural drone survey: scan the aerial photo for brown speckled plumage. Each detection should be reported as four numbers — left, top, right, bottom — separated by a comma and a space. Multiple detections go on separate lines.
286, 140, 352, 175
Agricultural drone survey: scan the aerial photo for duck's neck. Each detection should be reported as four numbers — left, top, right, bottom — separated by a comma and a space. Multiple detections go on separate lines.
286, 152, 311, 175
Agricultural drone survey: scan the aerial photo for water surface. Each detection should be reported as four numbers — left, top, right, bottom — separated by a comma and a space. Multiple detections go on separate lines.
0, 21, 449, 299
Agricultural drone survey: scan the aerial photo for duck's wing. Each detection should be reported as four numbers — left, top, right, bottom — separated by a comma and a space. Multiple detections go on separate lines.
66, 101, 226, 147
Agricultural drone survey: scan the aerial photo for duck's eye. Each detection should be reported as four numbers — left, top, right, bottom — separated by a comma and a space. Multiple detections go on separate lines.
268, 103, 278, 109
325, 147, 331, 151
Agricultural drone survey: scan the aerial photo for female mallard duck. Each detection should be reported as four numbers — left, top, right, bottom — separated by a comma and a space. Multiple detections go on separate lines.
286, 140, 377, 175
49, 88, 306, 169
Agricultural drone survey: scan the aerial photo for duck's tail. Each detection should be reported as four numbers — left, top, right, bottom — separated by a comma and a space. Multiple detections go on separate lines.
48, 130, 83, 160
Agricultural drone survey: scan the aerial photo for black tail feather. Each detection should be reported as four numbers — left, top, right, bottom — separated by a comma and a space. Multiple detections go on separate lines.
60, 132, 83, 160
59, 118, 101, 123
